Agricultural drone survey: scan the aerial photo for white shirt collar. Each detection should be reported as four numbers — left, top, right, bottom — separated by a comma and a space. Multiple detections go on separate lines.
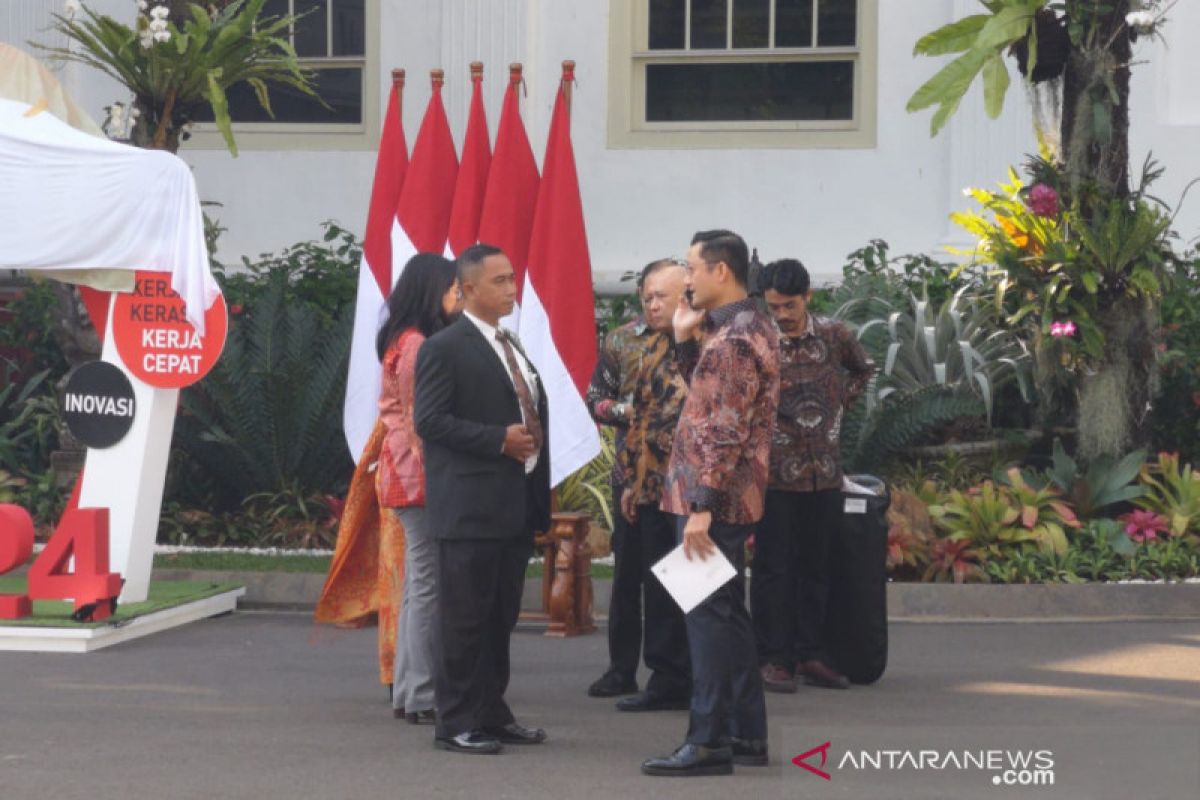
462, 308, 501, 341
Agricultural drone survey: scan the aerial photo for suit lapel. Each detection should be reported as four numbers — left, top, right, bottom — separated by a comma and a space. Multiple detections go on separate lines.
459, 316, 519, 402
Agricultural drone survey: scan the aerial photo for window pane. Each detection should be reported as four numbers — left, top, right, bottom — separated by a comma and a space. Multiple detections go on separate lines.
732, 0, 768, 48
260, 0, 289, 25
331, 0, 365, 56
649, 0, 685, 49
645, 61, 853, 121
690, 0, 727, 49
774, 0, 813, 47
817, 0, 856, 46
294, 0, 328, 57
192, 68, 363, 124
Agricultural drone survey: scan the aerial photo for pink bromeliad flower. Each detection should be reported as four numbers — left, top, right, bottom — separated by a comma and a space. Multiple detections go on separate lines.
1029, 183, 1060, 217
1119, 509, 1169, 543
1049, 320, 1076, 338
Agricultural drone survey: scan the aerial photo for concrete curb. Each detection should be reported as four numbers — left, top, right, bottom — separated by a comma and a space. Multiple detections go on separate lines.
152, 571, 1200, 621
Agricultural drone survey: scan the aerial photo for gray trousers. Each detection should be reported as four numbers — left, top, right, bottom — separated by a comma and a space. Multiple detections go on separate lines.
392, 507, 438, 713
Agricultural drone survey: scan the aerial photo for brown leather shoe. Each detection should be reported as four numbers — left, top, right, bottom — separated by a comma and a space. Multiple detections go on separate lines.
798, 659, 850, 690
760, 663, 797, 694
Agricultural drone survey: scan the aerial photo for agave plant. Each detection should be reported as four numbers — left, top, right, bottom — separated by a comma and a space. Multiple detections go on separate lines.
38, 0, 318, 154
842, 285, 1032, 423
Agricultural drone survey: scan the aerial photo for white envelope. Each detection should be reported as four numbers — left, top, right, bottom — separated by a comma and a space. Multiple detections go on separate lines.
650, 543, 737, 614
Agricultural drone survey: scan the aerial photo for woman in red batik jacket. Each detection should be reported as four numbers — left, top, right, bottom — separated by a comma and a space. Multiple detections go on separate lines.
376, 253, 462, 724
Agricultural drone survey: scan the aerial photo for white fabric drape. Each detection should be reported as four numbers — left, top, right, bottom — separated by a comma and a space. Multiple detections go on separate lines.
0, 97, 218, 332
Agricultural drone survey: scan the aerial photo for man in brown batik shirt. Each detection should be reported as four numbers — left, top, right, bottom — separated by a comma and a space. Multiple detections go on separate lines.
610, 259, 692, 713
755, 258, 876, 693
642, 230, 780, 778
584, 264, 658, 700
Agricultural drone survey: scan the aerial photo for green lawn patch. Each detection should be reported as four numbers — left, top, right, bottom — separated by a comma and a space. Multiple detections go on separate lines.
149, 551, 614, 579
153, 551, 333, 573
0, 578, 241, 629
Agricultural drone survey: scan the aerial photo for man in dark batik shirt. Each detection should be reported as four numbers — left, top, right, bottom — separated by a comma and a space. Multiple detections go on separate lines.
610, 259, 692, 713
755, 258, 876, 693
584, 265, 658, 700
642, 230, 779, 778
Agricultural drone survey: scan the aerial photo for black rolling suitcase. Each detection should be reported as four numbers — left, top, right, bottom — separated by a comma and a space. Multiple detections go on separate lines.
824, 475, 890, 685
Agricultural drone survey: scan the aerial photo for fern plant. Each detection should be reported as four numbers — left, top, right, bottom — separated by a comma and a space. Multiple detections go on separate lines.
173, 272, 353, 509
846, 386, 987, 472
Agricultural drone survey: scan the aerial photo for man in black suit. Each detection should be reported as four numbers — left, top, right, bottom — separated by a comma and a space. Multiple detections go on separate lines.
414, 243, 552, 755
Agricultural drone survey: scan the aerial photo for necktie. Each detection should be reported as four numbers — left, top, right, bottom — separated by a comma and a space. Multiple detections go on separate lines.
496, 330, 544, 454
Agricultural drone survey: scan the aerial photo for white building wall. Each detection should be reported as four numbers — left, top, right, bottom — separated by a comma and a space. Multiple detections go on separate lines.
4, 0, 1198, 285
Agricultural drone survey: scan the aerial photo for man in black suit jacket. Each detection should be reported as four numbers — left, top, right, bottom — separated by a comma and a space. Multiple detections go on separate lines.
414, 243, 551, 755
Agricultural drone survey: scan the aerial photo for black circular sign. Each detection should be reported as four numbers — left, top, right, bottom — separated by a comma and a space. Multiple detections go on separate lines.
62, 361, 136, 449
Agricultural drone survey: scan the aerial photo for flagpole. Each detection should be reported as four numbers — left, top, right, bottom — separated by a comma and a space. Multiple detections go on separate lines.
561, 60, 575, 118
509, 62, 524, 95
391, 67, 405, 122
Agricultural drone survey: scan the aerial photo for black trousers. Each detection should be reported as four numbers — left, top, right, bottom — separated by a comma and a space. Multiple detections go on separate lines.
605, 489, 691, 696
677, 516, 766, 747
434, 536, 531, 739
751, 488, 842, 667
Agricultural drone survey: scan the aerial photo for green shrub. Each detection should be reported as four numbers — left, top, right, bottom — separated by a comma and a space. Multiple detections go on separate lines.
169, 225, 359, 513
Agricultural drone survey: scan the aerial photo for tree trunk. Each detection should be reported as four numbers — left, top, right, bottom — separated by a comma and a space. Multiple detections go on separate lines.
1060, 1, 1132, 196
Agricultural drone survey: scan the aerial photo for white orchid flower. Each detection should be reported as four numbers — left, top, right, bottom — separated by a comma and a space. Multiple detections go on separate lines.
153, 29, 171, 43
64, 0, 81, 17
139, 28, 154, 48
1125, 10, 1156, 30
150, 5, 169, 19
137, 0, 148, 10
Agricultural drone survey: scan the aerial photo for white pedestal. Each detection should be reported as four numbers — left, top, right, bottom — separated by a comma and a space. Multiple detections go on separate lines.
78, 295, 179, 603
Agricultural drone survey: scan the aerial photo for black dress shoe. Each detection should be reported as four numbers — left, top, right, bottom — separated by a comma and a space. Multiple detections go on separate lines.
483, 722, 547, 745
406, 709, 436, 725
587, 672, 638, 698
641, 743, 733, 777
726, 737, 768, 766
434, 731, 502, 755
616, 691, 689, 712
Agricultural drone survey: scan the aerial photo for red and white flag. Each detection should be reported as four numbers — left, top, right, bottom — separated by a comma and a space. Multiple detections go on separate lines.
447, 63, 491, 257
518, 62, 601, 486
343, 71, 409, 458
478, 63, 540, 320
394, 69, 460, 266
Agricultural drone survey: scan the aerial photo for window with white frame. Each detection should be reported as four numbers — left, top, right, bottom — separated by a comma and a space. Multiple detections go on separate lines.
189, 0, 377, 149
609, 0, 876, 148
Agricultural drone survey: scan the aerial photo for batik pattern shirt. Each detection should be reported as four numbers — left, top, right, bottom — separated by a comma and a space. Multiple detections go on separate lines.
662, 298, 780, 524
618, 331, 688, 507
586, 316, 650, 483
770, 314, 876, 492
377, 328, 426, 507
